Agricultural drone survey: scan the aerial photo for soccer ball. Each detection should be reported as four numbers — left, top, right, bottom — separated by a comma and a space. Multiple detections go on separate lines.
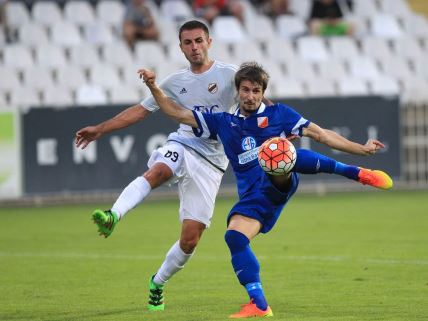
258, 137, 297, 175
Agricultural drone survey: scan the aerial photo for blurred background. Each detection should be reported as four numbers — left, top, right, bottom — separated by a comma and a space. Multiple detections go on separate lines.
0, 0, 427, 205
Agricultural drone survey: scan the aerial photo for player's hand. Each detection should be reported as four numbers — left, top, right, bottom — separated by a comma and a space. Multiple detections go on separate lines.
138, 68, 156, 88
75, 126, 102, 149
364, 139, 385, 155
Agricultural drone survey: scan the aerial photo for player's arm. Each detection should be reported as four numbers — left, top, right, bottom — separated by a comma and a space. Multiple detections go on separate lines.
75, 104, 150, 149
302, 122, 385, 156
139, 68, 198, 128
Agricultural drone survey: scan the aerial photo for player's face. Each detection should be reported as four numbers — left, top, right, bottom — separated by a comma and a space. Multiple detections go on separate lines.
238, 80, 264, 117
179, 29, 212, 67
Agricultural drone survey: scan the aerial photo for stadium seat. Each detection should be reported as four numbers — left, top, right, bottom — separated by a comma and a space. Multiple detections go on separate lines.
42, 86, 74, 107
109, 86, 141, 104
412, 56, 428, 80
284, 58, 316, 81
3, 45, 34, 69
244, 15, 277, 43
370, 14, 403, 38
32, 1, 63, 28
55, 66, 88, 91
296, 36, 329, 62
0, 92, 7, 108
392, 37, 425, 61
379, 56, 414, 80
262, 61, 286, 85
209, 42, 234, 62
265, 39, 296, 64
64, 1, 96, 27
18, 23, 49, 47
22, 66, 55, 91
135, 41, 167, 68
361, 37, 393, 61
232, 42, 264, 65
35, 45, 67, 69
9, 87, 41, 108
401, 14, 428, 38
96, 0, 125, 28
160, 0, 193, 22
274, 78, 305, 98
378, 0, 412, 18
316, 60, 348, 81
69, 45, 100, 69
400, 77, 428, 103
369, 76, 400, 96
51, 22, 82, 47
337, 78, 369, 96
276, 15, 307, 39
121, 63, 151, 91
5, 2, 30, 27
83, 23, 115, 45
212, 16, 247, 44
76, 84, 108, 105
166, 43, 190, 65
89, 64, 121, 91
0, 67, 21, 92
352, 0, 380, 18
289, 0, 312, 19
158, 18, 179, 45
348, 56, 381, 80
102, 42, 134, 68
328, 37, 361, 60
305, 79, 337, 97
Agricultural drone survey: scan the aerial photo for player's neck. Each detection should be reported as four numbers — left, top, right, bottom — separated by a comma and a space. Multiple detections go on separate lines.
190, 59, 214, 74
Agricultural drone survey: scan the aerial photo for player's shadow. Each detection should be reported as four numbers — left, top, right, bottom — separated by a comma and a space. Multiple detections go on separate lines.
41, 307, 142, 321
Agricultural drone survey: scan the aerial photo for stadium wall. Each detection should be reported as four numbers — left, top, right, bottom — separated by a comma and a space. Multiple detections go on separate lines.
6, 96, 401, 200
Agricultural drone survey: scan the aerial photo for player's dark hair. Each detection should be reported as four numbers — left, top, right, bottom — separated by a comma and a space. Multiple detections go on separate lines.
179, 20, 210, 41
235, 62, 270, 92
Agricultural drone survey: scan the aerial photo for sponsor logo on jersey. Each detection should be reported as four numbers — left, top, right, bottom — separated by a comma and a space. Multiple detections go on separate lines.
180, 87, 187, 94
238, 149, 258, 164
208, 83, 218, 94
257, 117, 269, 128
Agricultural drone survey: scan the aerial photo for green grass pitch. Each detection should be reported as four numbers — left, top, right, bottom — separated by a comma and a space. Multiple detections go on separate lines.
1, 191, 427, 321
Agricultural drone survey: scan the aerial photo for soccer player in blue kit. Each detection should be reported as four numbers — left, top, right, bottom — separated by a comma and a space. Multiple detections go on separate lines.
139, 62, 393, 318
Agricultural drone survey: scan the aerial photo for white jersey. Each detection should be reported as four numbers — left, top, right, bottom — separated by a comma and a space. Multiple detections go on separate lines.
141, 60, 238, 171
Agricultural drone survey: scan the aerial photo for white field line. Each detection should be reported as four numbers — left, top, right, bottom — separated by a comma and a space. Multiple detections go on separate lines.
0, 252, 427, 266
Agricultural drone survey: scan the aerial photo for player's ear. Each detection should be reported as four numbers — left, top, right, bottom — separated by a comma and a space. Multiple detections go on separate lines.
207, 37, 212, 49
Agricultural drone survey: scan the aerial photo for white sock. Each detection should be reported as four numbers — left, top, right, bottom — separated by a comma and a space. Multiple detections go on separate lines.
111, 176, 151, 220
153, 241, 194, 285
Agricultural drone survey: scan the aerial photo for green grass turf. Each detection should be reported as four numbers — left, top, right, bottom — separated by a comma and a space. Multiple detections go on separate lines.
0, 191, 427, 321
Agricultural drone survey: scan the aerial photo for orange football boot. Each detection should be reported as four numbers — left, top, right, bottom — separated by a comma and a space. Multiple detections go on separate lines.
357, 168, 393, 190
229, 300, 273, 318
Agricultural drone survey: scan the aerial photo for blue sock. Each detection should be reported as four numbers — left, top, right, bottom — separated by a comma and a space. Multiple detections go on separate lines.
293, 149, 360, 180
224, 230, 268, 311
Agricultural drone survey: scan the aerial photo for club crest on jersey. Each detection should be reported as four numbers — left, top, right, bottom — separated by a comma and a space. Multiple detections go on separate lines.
257, 117, 268, 128
208, 83, 218, 94
241, 136, 256, 151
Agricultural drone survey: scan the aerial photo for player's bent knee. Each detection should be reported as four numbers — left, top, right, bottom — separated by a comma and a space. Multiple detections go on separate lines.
143, 163, 173, 188
179, 237, 199, 254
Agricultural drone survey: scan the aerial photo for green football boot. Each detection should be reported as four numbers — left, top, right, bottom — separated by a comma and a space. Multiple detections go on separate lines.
91, 209, 118, 238
148, 275, 165, 311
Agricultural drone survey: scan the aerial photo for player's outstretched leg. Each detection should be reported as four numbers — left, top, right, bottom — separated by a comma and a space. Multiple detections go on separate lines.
91, 209, 118, 238
357, 168, 393, 190
148, 275, 165, 311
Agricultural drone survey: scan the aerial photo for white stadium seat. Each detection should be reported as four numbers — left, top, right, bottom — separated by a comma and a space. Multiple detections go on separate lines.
353, 0, 380, 18
5, 2, 30, 27
102, 42, 135, 68
3, 45, 34, 69
18, 23, 49, 47
328, 37, 361, 60
265, 39, 296, 64
348, 56, 381, 80
76, 84, 108, 105
166, 43, 190, 65
32, 1, 63, 27
9, 87, 41, 108
109, 86, 141, 104
284, 59, 316, 81
401, 14, 428, 38
361, 37, 393, 61
378, 0, 412, 18
369, 76, 400, 95
296, 36, 329, 62
69, 45, 100, 69
370, 14, 403, 38
289, 0, 312, 19
209, 42, 234, 62
337, 78, 369, 96
135, 41, 167, 68
275, 78, 305, 98
392, 37, 425, 60
317, 60, 348, 81
305, 79, 337, 97
276, 15, 307, 39
212, 16, 247, 44
43, 86, 74, 107
0, 67, 21, 92
96, 0, 125, 27
89, 64, 121, 90
379, 56, 414, 80
83, 23, 115, 45
233, 42, 264, 65
160, 0, 193, 22
22, 66, 55, 91
244, 15, 277, 43
51, 22, 82, 47
35, 45, 67, 69
56, 66, 88, 91
64, 1, 96, 27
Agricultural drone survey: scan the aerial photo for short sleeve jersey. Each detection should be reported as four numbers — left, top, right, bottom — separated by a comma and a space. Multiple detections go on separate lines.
141, 60, 238, 171
192, 103, 310, 196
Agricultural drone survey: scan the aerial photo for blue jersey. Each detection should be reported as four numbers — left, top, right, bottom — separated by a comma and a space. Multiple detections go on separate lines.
192, 103, 310, 197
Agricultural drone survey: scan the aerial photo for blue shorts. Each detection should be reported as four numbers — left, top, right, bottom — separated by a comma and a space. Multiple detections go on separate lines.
227, 172, 299, 233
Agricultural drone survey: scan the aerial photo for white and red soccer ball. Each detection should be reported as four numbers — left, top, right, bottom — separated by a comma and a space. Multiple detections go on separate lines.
257, 137, 297, 175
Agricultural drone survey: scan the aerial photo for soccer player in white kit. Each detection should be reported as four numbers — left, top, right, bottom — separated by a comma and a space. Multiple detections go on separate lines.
75, 20, 237, 310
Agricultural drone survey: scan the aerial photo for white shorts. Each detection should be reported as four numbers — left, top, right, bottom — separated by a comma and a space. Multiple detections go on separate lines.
147, 141, 223, 228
